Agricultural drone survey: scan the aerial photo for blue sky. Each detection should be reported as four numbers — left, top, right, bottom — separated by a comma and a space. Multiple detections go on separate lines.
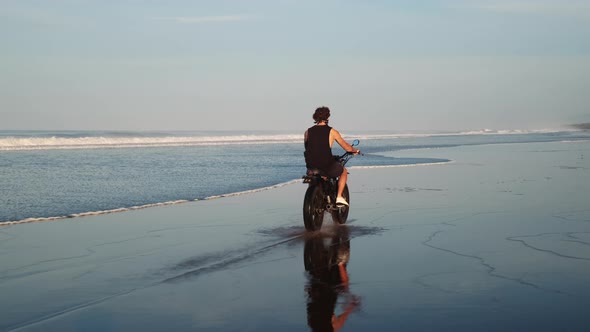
1, 0, 589, 132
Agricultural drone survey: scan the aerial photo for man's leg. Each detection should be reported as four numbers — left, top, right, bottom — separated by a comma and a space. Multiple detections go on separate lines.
337, 167, 348, 199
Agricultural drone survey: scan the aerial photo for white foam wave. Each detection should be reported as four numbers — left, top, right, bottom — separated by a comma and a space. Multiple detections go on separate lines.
454, 128, 563, 135
0, 199, 193, 226
349, 128, 564, 140
0, 134, 304, 151
560, 139, 590, 143
0, 129, 569, 151
0, 179, 303, 226
204, 179, 302, 200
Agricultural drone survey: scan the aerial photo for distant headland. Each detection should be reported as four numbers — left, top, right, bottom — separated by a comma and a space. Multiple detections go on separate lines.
570, 123, 590, 130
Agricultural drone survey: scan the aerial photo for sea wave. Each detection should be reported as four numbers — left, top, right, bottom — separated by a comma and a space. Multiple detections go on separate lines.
0, 134, 304, 151
350, 128, 564, 139
0, 129, 567, 151
0, 159, 456, 226
0, 179, 303, 225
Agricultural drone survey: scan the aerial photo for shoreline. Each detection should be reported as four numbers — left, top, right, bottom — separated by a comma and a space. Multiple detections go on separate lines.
1, 162, 453, 226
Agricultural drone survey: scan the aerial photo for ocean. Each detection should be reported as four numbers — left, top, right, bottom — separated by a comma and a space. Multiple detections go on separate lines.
1, 129, 589, 224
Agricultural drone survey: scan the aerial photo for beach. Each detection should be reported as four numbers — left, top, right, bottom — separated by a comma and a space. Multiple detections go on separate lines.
1, 140, 589, 331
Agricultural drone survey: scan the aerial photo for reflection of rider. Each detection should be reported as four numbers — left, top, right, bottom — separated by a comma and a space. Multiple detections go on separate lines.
304, 107, 360, 207
304, 226, 360, 332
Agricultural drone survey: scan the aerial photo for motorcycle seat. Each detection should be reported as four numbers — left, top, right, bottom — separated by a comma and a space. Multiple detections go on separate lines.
306, 168, 322, 176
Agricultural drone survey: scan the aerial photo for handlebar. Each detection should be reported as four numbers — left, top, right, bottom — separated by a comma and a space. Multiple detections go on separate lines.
337, 140, 362, 166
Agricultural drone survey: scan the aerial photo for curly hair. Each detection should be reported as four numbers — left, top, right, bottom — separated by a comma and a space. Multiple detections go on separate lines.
313, 107, 330, 124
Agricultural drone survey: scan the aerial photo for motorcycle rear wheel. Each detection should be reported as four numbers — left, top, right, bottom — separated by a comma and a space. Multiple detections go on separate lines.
303, 184, 325, 231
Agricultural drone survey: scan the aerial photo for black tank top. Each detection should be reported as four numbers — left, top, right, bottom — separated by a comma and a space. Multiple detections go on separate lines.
305, 125, 333, 170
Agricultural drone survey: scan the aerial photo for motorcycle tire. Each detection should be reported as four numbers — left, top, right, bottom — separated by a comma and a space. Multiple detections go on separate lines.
331, 184, 350, 224
303, 183, 325, 231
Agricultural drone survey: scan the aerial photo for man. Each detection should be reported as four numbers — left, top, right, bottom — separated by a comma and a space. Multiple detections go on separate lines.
304, 107, 360, 206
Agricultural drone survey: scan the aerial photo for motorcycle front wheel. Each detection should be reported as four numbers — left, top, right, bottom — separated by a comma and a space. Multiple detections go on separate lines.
303, 183, 325, 231
331, 184, 349, 224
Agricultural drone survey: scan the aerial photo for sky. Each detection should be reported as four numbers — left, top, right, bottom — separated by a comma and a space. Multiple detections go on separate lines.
1, 0, 589, 132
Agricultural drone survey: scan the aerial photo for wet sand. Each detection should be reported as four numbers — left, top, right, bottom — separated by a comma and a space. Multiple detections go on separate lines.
1, 141, 589, 331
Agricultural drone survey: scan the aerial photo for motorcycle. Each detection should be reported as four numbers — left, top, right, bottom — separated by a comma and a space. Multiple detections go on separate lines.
302, 140, 360, 231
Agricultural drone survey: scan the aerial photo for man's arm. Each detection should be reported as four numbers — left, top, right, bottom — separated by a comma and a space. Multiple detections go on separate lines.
331, 129, 359, 153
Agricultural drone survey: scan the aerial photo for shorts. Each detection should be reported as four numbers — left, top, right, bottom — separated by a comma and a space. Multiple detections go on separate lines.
324, 161, 344, 178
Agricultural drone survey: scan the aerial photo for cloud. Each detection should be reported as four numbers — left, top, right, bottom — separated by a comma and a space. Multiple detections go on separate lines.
464, 1, 590, 19
152, 15, 253, 24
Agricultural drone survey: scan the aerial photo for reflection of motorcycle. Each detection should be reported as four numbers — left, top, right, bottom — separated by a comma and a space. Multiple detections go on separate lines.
304, 226, 360, 332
